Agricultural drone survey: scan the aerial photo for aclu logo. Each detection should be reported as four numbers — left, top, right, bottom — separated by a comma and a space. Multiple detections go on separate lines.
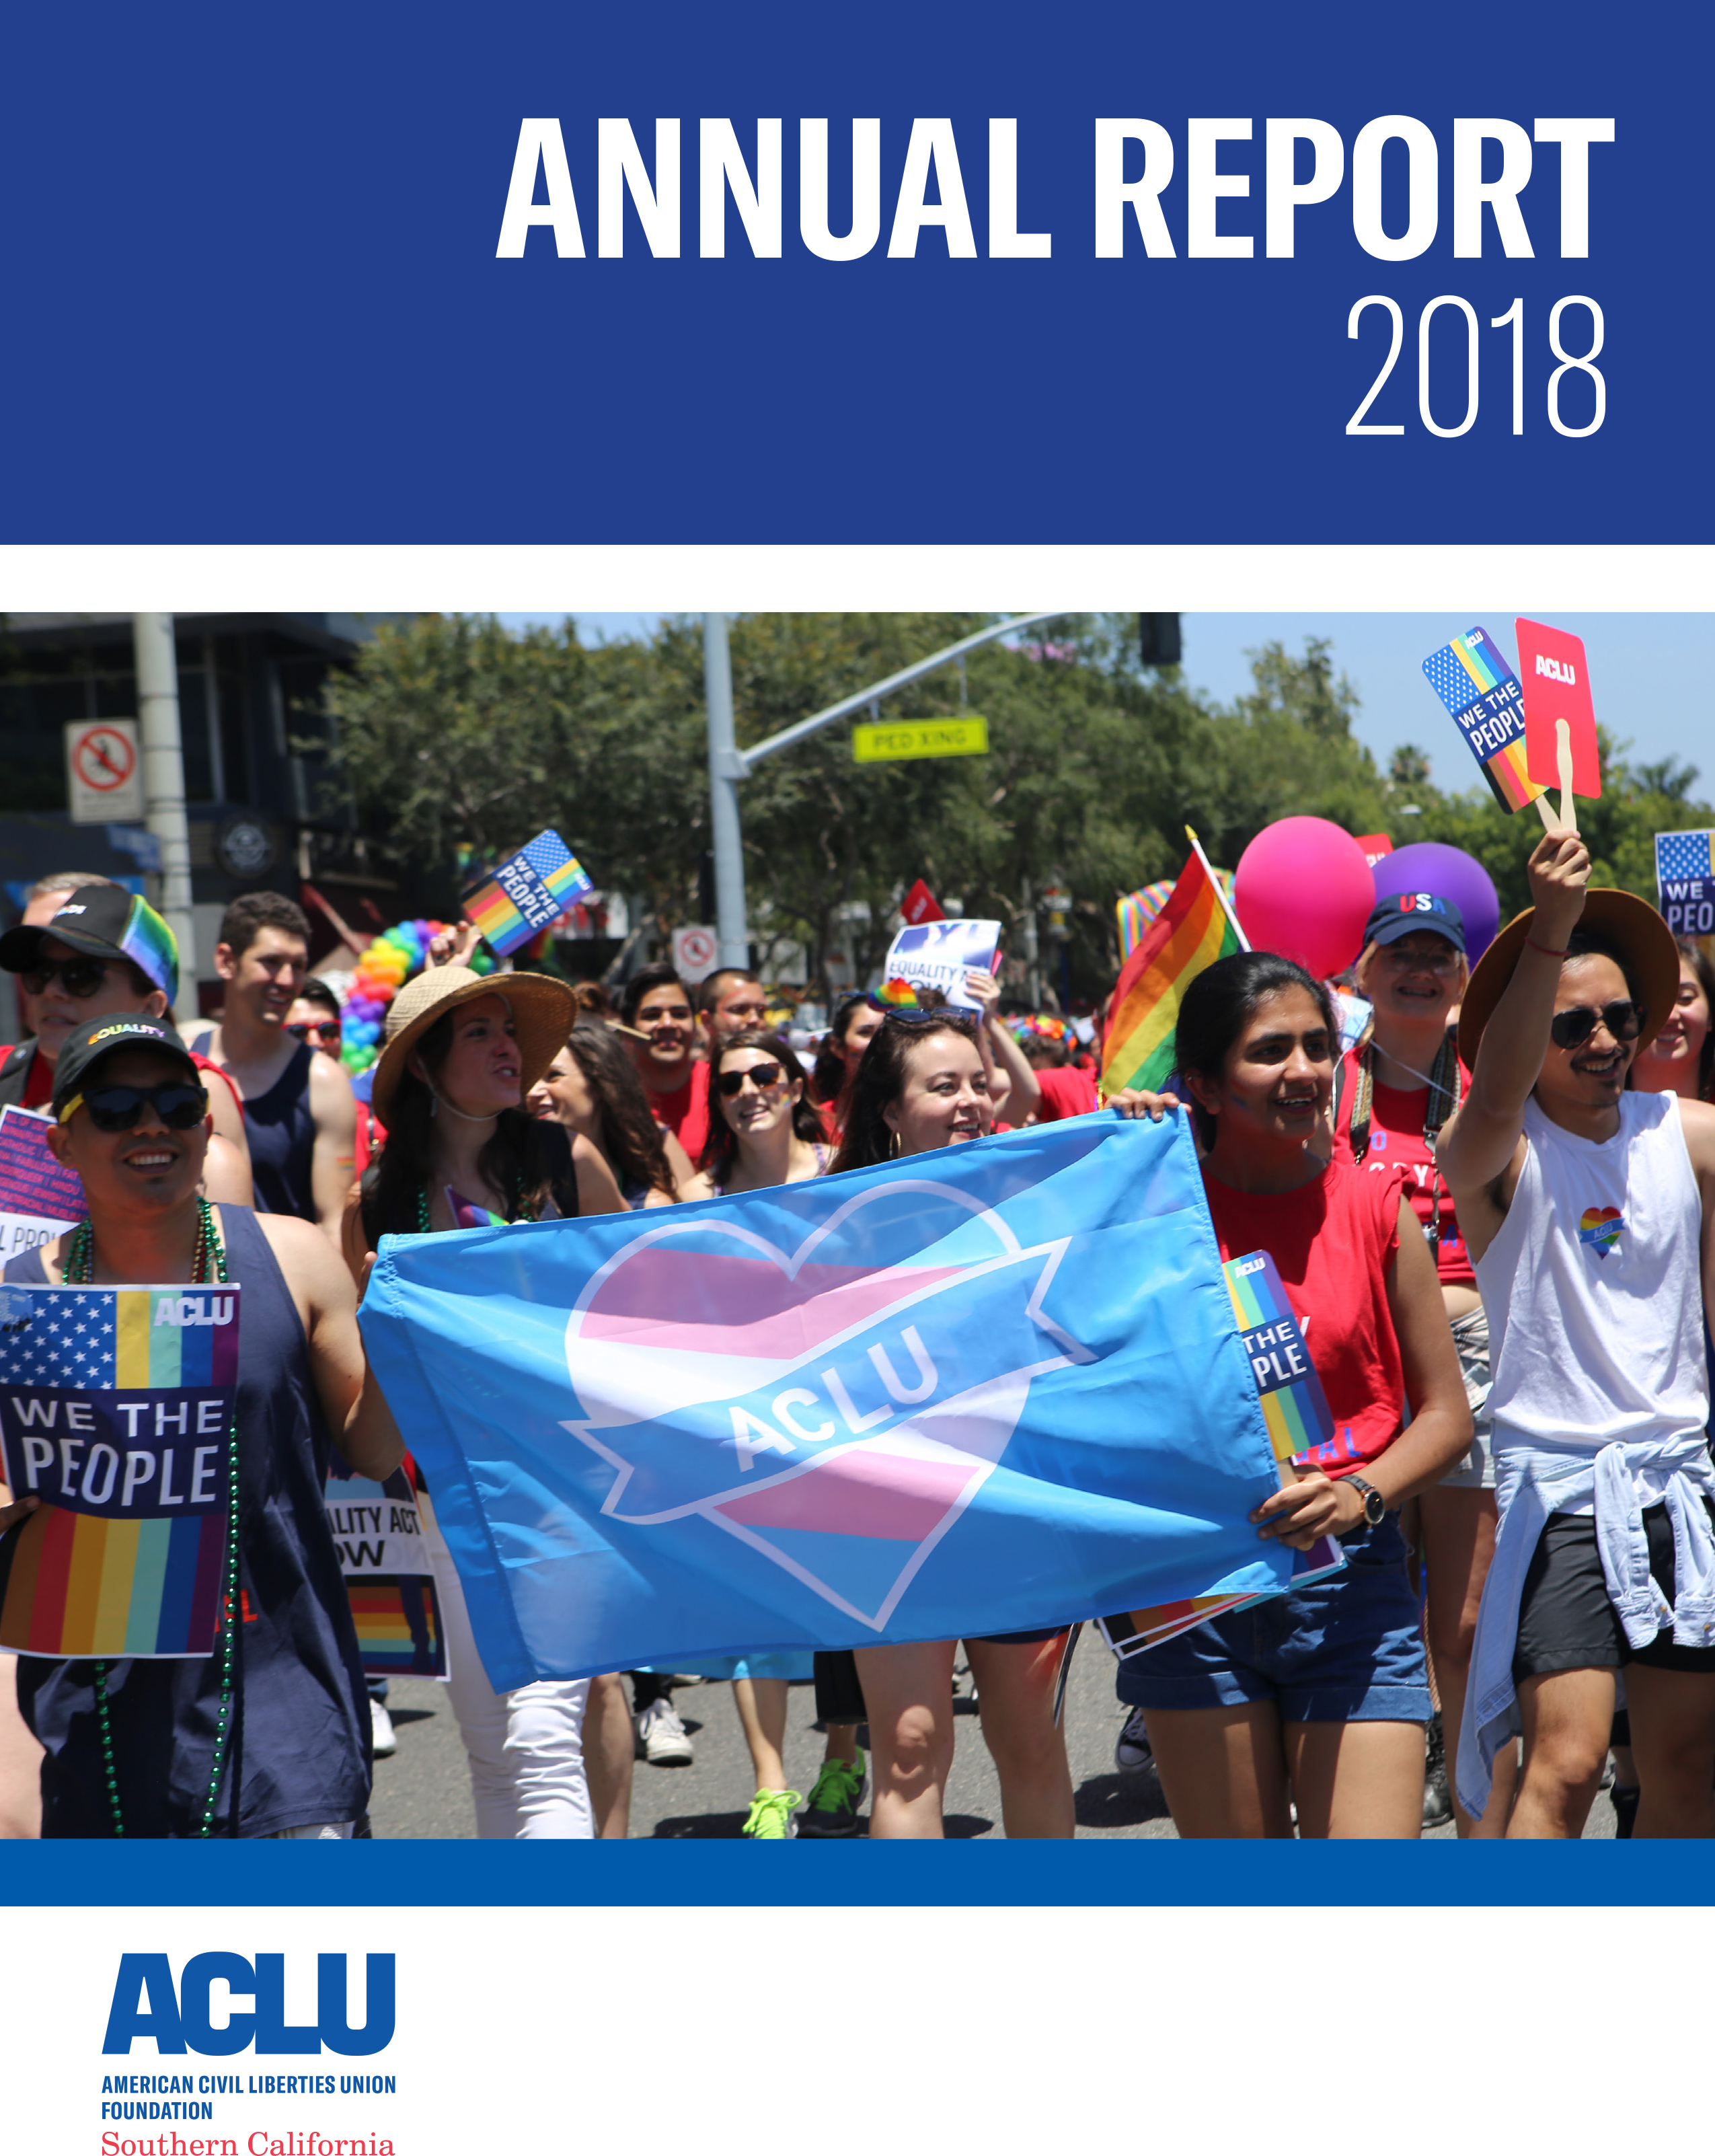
1533, 653, 1578, 685
104, 1954, 394, 2057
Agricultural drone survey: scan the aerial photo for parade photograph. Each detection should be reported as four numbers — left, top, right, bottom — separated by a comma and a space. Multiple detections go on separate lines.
1, 604, 1710, 1846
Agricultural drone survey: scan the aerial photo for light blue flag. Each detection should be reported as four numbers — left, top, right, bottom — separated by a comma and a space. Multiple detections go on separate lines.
358, 1113, 1290, 1688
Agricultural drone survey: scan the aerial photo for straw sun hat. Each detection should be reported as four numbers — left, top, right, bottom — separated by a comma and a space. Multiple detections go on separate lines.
1457, 889, 1682, 1070
370, 965, 575, 1125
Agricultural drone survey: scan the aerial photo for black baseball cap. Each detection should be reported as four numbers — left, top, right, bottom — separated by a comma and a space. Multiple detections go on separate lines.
1361, 891, 1466, 956
51, 1013, 202, 1124
0, 884, 179, 1001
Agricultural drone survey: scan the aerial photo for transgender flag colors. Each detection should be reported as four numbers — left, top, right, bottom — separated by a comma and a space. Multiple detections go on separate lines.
463, 829, 595, 957
1420, 626, 1546, 815
0, 1284, 239, 1658
1101, 841, 1244, 1097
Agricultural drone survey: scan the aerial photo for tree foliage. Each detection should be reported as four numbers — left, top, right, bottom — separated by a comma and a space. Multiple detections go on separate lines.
320, 614, 1709, 1002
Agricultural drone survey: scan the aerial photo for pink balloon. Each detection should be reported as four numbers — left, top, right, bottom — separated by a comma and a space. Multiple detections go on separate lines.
1234, 817, 1376, 979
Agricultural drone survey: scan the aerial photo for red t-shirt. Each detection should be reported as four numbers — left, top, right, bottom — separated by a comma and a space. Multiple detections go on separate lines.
21, 1047, 52, 1109
1032, 1065, 1100, 1122
1334, 1048, 1474, 1289
1201, 1156, 1406, 1478
648, 1059, 710, 1161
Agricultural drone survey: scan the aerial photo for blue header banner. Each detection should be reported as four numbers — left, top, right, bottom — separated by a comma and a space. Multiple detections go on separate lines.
1, 0, 1706, 542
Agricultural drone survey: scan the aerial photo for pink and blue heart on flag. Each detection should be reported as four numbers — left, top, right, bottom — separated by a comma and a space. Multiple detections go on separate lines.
0, 1284, 239, 1658
1422, 626, 1546, 815
463, 829, 595, 957
358, 1115, 1311, 1690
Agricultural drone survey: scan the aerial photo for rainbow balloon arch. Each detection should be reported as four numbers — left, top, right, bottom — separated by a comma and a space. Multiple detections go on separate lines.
337, 920, 495, 1075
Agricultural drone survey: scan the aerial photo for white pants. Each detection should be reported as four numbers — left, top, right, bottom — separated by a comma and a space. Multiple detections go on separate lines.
427, 1511, 593, 1840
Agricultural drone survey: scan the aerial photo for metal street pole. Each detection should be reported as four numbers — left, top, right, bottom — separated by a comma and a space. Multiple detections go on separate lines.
132, 614, 198, 1023
703, 614, 751, 967
702, 611, 1075, 981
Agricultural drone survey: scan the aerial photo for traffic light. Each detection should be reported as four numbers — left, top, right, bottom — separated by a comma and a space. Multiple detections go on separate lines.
1137, 614, 1182, 667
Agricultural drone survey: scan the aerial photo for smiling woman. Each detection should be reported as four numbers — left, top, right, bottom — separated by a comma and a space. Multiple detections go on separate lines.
340, 963, 625, 1843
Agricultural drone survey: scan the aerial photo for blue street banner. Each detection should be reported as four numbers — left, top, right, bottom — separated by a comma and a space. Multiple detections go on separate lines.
0, 1, 1707, 543
358, 1115, 1290, 1688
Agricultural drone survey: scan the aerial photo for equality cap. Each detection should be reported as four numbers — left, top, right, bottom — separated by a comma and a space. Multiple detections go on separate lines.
0, 885, 179, 1003
50, 1012, 200, 1123
1361, 891, 1465, 956
1457, 889, 1682, 1070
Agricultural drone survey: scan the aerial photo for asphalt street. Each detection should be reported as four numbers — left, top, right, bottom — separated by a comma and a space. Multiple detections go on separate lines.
364, 1641, 1619, 1840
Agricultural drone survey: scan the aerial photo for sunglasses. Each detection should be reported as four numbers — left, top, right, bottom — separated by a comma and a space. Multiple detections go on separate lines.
717, 1060, 784, 1096
61, 1082, 209, 1132
21, 955, 117, 998
287, 1019, 342, 1044
1550, 1000, 1644, 1050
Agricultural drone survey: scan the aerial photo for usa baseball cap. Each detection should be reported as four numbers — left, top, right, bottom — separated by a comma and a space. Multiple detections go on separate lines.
1361, 892, 1466, 956
50, 1013, 202, 1123
0, 884, 179, 1002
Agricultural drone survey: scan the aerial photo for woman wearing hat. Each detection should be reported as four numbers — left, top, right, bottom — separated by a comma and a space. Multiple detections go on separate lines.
1334, 890, 1511, 1835
343, 964, 624, 1837
1440, 827, 1715, 1838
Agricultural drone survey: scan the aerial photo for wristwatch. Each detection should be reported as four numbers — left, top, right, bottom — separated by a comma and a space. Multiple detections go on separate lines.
1347, 1475, 1387, 1528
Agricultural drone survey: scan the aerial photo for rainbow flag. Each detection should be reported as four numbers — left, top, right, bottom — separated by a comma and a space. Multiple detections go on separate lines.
1222, 1251, 1334, 1462
0, 1284, 239, 1658
1421, 626, 1547, 815
1101, 844, 1243, 1096
1116, 868, 1235, 961
463, 829, 595, 957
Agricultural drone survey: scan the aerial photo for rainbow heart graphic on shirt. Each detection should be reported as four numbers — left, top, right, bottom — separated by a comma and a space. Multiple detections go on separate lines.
1578, 1205, 1624, 1259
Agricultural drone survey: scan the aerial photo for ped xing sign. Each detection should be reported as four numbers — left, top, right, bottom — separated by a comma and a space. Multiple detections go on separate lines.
852, 715, 989, 764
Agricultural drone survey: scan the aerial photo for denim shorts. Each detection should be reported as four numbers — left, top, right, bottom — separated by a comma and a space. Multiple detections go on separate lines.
1115, 1514, 1431, 1725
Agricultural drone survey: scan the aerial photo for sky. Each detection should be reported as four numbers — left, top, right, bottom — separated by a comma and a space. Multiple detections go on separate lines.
495, 612, 1714, 792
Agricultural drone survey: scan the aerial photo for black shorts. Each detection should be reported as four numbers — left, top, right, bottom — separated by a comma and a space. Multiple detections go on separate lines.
1513, 1501, 1715, 1682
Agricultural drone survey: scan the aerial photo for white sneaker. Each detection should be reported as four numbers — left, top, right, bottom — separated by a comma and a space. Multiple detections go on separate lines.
634, 1697, 694, 1767
370, 1698, 397, 1758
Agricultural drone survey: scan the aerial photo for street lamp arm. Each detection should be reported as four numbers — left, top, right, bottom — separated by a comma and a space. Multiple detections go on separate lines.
736, 611, 1074, 774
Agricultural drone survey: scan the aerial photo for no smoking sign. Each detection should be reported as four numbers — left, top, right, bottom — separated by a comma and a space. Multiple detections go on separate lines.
65, 719, 143, 823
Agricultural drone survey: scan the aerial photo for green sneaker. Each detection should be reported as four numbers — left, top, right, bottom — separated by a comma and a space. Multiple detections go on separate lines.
741, 1787, 802, 1840
798, 1751, 868, 1838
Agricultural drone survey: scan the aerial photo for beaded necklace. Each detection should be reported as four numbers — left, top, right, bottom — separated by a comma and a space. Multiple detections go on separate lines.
64, 1197, 240, 1838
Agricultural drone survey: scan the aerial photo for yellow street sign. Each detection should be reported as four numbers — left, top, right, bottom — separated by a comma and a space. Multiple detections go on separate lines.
851, 714, 989, 764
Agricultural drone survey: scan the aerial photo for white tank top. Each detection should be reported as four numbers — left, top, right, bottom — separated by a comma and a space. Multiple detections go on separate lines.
1475, 1091, 1708, 1508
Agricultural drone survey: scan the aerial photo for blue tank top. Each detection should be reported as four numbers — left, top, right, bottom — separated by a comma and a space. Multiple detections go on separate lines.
8, 1205, 370, 1837
193, 1033, 317, 1221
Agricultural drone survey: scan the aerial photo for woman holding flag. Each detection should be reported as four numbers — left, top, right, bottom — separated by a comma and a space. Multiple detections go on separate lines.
343, 964, 622, 1836
674, 1030, 868, 1838
829, 1005, 1078, 1839
1340, 891, 1515, 1834
1112, 953, 1471, 1836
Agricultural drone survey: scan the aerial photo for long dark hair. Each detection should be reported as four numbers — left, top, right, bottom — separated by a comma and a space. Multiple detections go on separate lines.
698, 1030, 824, 1181
1172, 952, 1338, 1151
563, 1021, 676, 1199
830, 1011, 980, 1173
1678, 936, 1715, 1100
369, 1005, 556, 1239
812, 991, 880, 1114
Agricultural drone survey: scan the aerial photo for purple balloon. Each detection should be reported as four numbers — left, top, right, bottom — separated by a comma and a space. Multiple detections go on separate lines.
1371, 842, 1500, 962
